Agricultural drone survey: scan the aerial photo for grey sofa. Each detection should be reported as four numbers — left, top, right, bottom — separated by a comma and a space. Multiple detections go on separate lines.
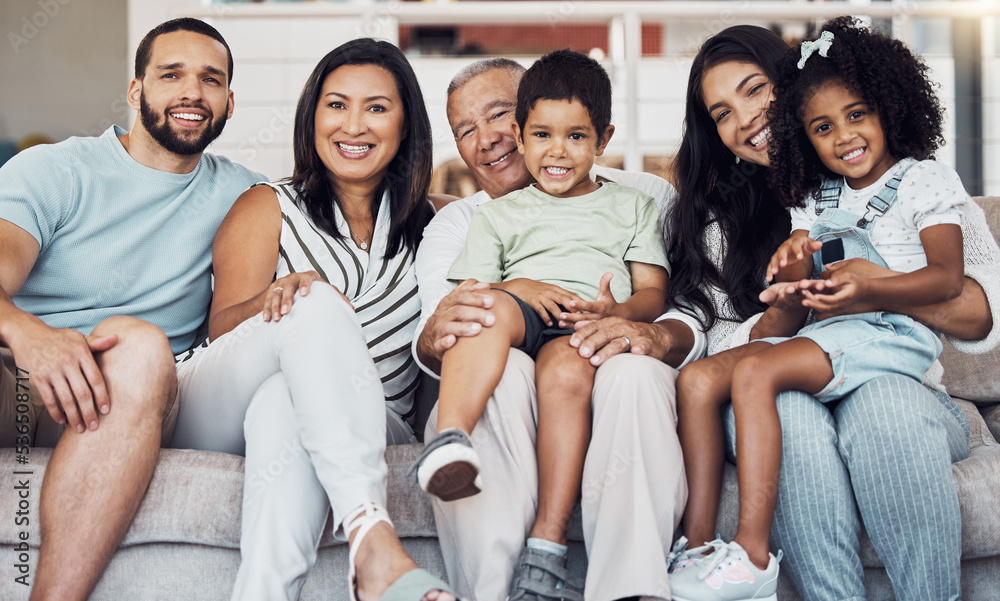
3, 199, 999, 601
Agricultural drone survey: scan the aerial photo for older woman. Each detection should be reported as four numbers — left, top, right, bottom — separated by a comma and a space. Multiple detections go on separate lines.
169, 39, 454, 601
573, 25, 1000, 601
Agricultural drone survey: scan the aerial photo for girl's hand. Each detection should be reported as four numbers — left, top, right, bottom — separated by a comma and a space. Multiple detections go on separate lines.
759, 280, 810, 312
495, 278, 583, 327
766, 233, 823, 282
262, 271, 352, 322
821, 257, 895, 280
559, 272, 619, 326
799, 271, 869, 316
810, 259, 892, 319
751, 281, 812, 339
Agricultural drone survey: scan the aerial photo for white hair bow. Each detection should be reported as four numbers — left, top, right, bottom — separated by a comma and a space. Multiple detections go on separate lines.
798, 30, 835, 70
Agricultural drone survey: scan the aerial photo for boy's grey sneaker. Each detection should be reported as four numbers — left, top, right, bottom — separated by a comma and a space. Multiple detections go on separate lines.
508, 547, 584, 601
410, 428, 482, 501
669, 540, 781, 601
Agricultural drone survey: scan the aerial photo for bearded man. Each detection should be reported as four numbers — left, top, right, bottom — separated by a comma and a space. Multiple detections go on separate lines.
0, 18, 261, 601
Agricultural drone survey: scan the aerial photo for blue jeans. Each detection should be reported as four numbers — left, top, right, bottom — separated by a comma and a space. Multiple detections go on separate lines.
725, 374, 969, 601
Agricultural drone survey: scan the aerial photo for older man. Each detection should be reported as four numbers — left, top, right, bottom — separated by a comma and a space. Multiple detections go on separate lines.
412, 58, 705, 601
0, 19, 261, 601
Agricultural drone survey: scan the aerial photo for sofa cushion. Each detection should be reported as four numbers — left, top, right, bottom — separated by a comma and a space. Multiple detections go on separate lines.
953, 399, 1000, 560
983, 403, 1000, 442
954, 448, 1000, 560
957, 398, 1000, 452
938, 196, 1000, 405
940, 339, 1000, 405
4, 446, 434, 550
2, 445, 587, 552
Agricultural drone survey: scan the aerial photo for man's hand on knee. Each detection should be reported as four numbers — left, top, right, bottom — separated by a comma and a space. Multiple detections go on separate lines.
7, 320, 117, 433
417, 279, 497, 373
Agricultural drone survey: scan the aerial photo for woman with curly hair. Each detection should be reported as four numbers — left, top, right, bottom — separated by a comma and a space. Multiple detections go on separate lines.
670, 17, 978, 600
653, 19, 1000, 601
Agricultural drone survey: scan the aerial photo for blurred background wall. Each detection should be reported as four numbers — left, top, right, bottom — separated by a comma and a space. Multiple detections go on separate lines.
1, 0, 997, 196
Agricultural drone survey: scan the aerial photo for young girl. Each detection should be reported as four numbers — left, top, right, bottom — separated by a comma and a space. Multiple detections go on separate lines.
670, 17, 969, 601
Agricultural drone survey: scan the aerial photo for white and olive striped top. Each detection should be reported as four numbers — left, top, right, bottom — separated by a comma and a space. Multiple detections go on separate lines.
266, 182, 421, 420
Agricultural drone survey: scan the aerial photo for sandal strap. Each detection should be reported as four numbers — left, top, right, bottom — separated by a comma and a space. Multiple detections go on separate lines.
408, 428, 473, 479
344, 501, 394, 539
344, 502, 394, 601
381, 568, 457, 601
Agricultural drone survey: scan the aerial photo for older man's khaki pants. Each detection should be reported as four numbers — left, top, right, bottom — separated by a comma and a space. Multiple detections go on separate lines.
426, 350, 687, 601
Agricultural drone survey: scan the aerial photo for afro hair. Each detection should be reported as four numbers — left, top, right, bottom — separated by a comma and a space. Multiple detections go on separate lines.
768, 16, 944, 208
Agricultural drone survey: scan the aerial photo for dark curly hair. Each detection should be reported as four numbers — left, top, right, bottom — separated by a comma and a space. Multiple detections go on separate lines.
665, 25, 792, 331
768, 16, 944, 208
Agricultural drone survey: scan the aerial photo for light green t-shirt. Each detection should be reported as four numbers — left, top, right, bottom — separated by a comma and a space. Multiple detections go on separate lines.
448, 182, 669, 303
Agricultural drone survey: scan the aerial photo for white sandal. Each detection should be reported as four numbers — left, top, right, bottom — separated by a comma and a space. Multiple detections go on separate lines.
343, 502, 457, 601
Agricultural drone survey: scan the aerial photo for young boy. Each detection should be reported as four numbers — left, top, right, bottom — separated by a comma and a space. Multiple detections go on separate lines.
412, 49, 670, 596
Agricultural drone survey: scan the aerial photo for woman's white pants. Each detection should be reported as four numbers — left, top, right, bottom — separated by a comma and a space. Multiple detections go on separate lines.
171, 284, 412, 600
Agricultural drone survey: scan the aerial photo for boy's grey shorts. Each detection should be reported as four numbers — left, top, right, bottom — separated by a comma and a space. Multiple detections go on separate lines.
496, 289, 576, 358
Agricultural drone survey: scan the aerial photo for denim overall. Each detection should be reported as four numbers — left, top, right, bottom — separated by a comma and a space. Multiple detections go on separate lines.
761, 159, 943, 401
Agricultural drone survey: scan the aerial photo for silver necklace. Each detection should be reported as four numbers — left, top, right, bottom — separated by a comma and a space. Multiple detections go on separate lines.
350, 227, 370, 251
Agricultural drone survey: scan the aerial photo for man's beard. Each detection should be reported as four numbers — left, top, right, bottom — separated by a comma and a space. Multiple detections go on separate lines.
139, 91, 228, 156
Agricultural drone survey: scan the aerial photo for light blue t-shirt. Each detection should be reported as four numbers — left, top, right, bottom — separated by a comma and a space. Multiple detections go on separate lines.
0, 125, 264, 354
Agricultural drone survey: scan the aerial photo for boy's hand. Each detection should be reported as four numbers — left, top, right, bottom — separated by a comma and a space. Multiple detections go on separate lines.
766, 233, 823, 282
559, 272, 619, 326
494, 278, 582, 327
